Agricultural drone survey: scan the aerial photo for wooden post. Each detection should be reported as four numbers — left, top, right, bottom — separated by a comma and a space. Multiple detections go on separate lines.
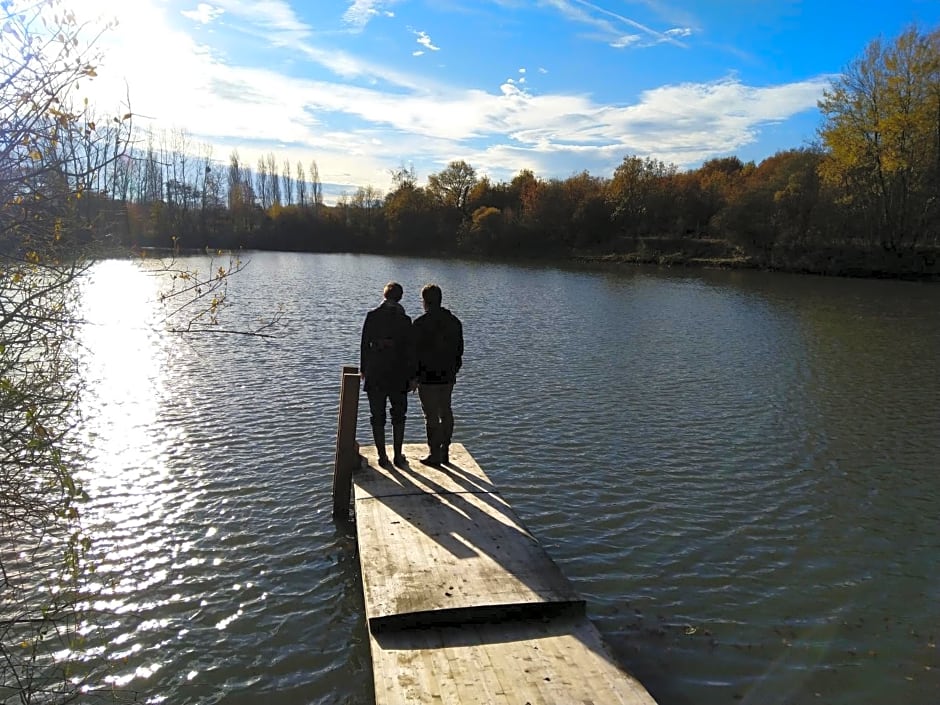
332, 365, 360, 520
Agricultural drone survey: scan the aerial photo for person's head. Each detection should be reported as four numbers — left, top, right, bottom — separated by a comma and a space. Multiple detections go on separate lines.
383, 281, 403, 303
421, 283, 442, 311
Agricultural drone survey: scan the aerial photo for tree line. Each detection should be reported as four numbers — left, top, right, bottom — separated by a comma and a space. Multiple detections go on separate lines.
70, 25, 940, 279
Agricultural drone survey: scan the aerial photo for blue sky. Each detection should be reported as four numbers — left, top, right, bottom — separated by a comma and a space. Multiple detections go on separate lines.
75, 0, 940, 203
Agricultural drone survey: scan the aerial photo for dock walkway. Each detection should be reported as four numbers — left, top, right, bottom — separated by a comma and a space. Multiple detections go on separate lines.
352, 442, 658, 705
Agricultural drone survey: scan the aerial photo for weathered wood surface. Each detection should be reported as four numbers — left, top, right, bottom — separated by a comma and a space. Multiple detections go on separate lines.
370, 614, 657, 705
354, 443, 584, 632
352, 442, 659, 705
331, 366, 360, 519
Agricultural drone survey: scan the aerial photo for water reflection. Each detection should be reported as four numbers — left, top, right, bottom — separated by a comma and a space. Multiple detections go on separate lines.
68, 255, 940, 705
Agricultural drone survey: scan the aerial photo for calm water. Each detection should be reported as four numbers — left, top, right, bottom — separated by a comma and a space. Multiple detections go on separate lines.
71, 252, 940, 705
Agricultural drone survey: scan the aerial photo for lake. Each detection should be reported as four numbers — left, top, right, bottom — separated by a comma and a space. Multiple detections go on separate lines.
71, 252, 940, 704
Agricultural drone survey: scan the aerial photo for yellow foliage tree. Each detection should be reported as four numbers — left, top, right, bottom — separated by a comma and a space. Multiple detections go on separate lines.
818, 25, 940, 249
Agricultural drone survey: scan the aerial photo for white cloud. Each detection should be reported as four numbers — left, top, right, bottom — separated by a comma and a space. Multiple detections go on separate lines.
416, 31, 440, 51
71, 0, 828, 196
181, 3, 224, 24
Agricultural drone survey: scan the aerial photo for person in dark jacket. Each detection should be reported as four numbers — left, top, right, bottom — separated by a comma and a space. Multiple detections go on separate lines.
413, 283, 463, 466
360, 282, 416, 467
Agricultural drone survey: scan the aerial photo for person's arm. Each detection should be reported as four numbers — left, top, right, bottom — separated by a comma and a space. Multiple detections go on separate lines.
454, 317, 463, 375
406, 317, 419, 391
360, 313, 370, 379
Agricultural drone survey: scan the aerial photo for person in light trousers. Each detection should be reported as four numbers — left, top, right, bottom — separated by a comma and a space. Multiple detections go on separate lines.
413, 283, 463, 466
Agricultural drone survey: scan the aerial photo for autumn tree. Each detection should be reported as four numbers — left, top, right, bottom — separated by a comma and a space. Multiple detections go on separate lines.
383, 181, 437, 251
461, 206, 503, 253
0, 2, 128, 701
560, 170, 611, 247
427, 160, 477, 219
347, 185, 384, 243
715, 149, 825, 256
517, 178, 570, 248
1, 9, 273, 700
389, 162, 417, 191
607, 156, 685, 239
818, 25, 940, 249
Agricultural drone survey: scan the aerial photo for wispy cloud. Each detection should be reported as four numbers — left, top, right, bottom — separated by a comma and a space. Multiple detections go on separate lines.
540, 0, 690, 48
219, 0, 310, 33
343, 0, 398, 30
610, 34, 641, 48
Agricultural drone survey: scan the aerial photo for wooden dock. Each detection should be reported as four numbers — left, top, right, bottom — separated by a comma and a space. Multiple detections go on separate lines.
351, 442, 659, 705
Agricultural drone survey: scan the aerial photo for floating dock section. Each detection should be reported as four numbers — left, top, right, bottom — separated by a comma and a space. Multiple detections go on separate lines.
352, 442, 658, 705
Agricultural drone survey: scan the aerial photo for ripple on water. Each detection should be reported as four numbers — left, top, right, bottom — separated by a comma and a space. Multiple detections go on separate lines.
69, 255, 940, 705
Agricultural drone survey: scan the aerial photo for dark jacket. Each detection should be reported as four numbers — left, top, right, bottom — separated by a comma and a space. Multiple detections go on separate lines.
414, 306, 463, 384
360, 301, 415, 392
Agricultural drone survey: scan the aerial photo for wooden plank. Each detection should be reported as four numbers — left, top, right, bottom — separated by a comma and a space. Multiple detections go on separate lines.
331, 367, 360, 519
369, 614, 658, 705
353, 442, 659, 705
356, 442, 499, 500
354, 443, 584, 632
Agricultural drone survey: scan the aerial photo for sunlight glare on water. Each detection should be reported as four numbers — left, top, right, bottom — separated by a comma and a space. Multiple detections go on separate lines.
69, 253, 940, 705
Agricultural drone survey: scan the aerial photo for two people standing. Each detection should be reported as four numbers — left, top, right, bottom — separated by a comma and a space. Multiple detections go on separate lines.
360, 282, 463, 468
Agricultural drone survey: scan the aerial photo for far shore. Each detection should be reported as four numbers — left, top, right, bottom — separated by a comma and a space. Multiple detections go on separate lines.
97, 238, 940, 283
569, 237, 940, 282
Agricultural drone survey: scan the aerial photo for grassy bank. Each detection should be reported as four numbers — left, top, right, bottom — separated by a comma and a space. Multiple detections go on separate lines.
573, 237, 940, 281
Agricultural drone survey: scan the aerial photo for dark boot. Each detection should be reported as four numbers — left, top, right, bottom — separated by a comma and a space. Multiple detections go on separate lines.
392, 423, 406, 466
371, 423, 389, 467
441, 409, 453, 465
421, 423, 442, 467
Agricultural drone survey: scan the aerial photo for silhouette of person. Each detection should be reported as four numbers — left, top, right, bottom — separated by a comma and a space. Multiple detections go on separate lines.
413, 283, 463, 466
360, 282, 416, 467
